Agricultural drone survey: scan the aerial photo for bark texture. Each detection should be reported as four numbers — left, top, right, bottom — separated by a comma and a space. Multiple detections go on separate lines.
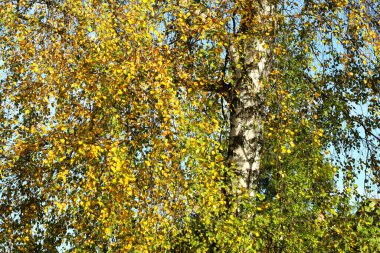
228, 3, 271, 195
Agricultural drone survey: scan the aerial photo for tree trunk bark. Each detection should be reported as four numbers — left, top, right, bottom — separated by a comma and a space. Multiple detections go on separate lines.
228, 2, 271, 197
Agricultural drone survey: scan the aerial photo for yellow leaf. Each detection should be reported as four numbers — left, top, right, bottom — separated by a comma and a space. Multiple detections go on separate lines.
105, 227, 112, 236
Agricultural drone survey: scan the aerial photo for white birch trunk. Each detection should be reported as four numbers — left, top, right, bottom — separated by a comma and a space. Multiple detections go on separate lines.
228, 2, 271, 196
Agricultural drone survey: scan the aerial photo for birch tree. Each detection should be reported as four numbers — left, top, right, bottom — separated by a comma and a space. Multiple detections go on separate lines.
1, 0, 379, 252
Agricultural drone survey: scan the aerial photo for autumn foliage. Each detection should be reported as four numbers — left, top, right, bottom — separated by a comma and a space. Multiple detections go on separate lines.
0, 0, 379, 252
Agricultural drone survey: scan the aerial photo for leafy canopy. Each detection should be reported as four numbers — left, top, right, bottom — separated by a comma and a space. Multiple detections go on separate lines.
0, 0, 379, 252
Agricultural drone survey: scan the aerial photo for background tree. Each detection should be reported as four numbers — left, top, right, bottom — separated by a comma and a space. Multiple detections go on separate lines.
0, 0, 379, 252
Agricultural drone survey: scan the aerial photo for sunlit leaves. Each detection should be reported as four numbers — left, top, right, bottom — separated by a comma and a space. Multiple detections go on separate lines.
0, 0, 379, 252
